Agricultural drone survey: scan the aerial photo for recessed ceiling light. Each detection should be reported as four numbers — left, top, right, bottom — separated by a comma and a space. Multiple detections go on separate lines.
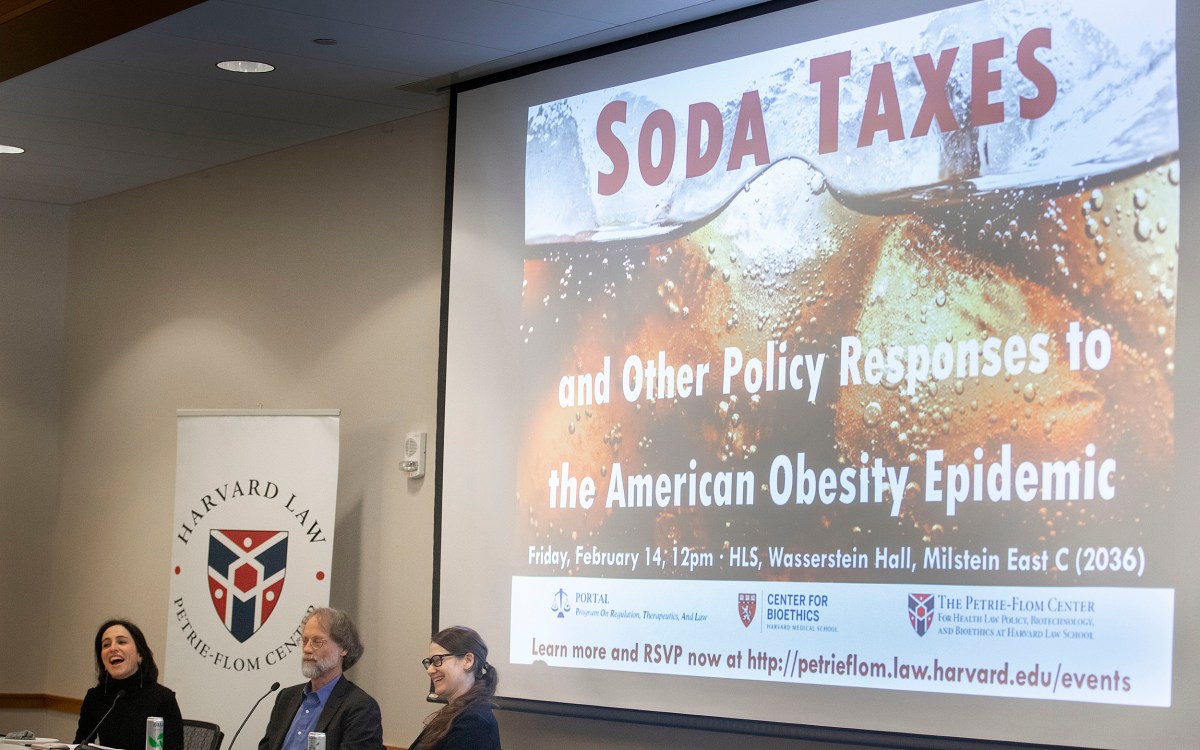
0, 145, 24, 154
216, 60, 275, 73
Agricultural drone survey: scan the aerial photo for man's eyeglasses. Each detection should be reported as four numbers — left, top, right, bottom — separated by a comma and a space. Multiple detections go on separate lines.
422, 652, 465, 669
301, 637, 329, 649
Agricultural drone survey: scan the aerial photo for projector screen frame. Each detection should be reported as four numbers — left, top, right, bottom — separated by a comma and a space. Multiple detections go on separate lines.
433, 0, 1194, 747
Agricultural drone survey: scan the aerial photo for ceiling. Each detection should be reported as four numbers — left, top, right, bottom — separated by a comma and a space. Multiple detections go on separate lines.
0, 0, 773, 206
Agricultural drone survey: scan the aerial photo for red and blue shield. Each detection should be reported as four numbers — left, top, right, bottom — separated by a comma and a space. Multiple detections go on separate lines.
738, 593, 757, 627
908, 593, 934, 637
208, 530, 288, 642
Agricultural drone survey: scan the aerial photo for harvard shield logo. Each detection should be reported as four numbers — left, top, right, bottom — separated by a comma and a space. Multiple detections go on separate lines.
208, 530, 288, 642
908, 593, 934, 637
738, 593, 757, 627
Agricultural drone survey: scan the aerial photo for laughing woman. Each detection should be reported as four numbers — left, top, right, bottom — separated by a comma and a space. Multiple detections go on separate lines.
409, 626, 501, 750
75, 619, 184, 750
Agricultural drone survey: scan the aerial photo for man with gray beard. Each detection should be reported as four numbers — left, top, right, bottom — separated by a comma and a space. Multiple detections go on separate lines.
259, 608, 383, 750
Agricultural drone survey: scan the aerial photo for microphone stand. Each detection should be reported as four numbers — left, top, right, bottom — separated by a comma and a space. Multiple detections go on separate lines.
226, 682, 281, 750
77, 689, 126, 749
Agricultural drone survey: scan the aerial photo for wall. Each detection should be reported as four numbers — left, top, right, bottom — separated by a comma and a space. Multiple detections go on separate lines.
0, 197, 69, 693
31, 110, 445, 745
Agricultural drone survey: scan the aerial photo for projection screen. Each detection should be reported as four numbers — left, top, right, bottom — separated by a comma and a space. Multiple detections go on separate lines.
440, 0, 1197, 746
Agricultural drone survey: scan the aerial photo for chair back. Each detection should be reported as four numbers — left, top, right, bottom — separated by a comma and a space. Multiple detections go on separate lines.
182, 719, 224, 750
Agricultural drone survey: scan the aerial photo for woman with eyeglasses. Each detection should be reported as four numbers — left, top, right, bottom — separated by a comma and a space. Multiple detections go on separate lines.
409, 626, 501, 750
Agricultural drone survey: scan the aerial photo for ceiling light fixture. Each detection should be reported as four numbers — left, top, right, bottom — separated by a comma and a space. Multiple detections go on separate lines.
216, 60, 275, 73
0, 145, 25, 154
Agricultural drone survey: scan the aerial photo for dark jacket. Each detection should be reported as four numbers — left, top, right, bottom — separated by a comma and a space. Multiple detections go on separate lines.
408, 702, 500, 750
257, 678, 383, 750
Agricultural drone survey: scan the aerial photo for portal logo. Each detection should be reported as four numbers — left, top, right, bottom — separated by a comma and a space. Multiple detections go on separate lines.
208, 530, 288, 642
738, 593, 757, 627
908, 593, 934, 637
551, 588, 571, 618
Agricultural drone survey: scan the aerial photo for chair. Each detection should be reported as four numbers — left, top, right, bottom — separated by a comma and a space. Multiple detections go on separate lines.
182, 720, 224, 750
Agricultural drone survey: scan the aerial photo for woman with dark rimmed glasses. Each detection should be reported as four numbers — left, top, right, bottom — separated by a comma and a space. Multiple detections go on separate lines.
409, 626, 501, 750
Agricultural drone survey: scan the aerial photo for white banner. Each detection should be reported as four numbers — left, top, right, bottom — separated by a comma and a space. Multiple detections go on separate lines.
165, 410, 340, 747
512, 577, 1174, 706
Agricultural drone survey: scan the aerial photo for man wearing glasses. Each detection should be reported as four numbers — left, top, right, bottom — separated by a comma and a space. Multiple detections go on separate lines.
259, 608, 383, 750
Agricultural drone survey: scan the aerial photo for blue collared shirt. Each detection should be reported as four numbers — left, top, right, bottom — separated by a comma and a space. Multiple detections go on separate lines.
280, 676, 341, 750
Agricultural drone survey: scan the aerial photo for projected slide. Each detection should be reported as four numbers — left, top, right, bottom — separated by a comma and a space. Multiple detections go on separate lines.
511, 0, 1177, 707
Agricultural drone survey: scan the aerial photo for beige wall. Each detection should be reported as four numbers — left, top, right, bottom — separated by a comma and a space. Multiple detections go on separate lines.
4, 108, 885, 750
28, 111, 445, 744
0, 198, 69, 692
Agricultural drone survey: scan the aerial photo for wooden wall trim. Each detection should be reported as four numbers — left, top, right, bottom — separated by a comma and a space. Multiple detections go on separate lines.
0, 693, 82, 713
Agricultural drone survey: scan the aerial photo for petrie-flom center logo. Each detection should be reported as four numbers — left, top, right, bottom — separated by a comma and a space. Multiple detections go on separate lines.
171, 478, 330, 673
208, 529, 288, 642
909, 593, 935, 637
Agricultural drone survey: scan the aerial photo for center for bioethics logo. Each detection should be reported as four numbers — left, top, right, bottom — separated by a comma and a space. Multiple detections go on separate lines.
739, 593, 757, 627
208, 529, 288, 642
908, 593, 935, 636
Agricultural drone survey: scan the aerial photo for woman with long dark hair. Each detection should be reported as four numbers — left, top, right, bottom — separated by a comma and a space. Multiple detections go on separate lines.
408, 626, 501, 750
74, 619, 184, 750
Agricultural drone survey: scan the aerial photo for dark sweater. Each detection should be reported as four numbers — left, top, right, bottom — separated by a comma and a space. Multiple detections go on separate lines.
408, 702, 500, 750
74, 673, 184, 750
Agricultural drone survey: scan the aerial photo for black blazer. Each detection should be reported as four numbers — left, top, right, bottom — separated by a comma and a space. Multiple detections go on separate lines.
408, 702, 501, 750
258, 678, 383, 750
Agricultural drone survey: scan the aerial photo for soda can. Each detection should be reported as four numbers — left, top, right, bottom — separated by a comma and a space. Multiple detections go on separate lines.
307, 732, 326, 750
146, 717, 164, 750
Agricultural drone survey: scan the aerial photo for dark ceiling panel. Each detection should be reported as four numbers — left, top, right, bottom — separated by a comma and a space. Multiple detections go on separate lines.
0, 0, 204, 81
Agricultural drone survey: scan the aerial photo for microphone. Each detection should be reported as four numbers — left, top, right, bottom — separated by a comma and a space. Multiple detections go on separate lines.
425, 680, 444, 703
78, 689, 126, 748
226, 682, 280, 750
